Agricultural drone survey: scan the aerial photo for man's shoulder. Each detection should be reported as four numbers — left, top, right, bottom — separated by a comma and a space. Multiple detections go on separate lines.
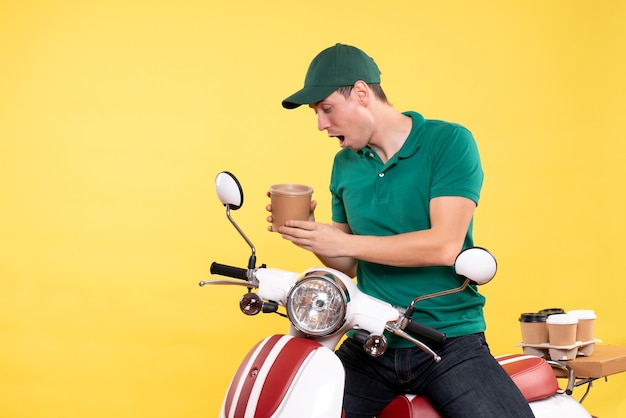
333, 147, 361, 163
405, 111, 472, 138
424, 117, 470, 134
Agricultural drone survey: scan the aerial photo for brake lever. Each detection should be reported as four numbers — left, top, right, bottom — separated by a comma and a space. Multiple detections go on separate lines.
385, 323, 442, 363
198, 280, 258, 287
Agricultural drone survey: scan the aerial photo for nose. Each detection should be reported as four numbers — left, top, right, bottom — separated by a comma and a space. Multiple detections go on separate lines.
317, 113, 330, 132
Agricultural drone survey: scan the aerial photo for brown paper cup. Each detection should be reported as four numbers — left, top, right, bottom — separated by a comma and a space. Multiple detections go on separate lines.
519, 313, 549, 344
567, 310, 596, 342
576, 319, 596, 343
546, 314, 578, 346
270, 184, 313, 232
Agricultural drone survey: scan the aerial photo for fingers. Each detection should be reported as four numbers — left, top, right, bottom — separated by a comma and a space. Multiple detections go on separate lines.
266, 198, 273, 230
267, 213, 275, 232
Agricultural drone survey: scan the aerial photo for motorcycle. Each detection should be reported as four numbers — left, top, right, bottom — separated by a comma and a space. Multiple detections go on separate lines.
201, 171, 592, 417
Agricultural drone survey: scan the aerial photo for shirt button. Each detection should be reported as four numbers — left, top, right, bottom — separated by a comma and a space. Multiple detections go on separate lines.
369, 153, 375, 158
378, 173, 385, 178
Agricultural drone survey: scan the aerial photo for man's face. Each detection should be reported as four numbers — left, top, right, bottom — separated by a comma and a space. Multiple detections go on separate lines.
309, 89, 371, 151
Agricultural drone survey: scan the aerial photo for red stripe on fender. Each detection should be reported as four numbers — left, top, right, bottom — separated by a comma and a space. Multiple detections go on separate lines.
254, 338, 323, 417
224, 335, 284, 418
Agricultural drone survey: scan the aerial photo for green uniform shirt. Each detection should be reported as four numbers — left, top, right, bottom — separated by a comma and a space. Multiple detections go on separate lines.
329, 111, 486, 347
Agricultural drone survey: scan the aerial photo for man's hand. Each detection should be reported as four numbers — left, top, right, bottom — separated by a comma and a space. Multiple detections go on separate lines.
276, 220, 349, 257
277, 220, 358, 277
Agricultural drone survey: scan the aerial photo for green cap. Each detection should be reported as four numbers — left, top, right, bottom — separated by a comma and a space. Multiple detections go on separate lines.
282, 43, 381, 109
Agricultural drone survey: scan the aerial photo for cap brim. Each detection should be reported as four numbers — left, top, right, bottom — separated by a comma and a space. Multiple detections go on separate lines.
282, 85, 338, 109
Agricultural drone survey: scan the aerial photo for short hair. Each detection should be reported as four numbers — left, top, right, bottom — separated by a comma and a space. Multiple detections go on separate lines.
336, 83, 389, 104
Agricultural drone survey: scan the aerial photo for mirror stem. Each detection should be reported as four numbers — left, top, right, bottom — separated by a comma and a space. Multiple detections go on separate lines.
404, 279, 470, 318
225, 204, 257, 268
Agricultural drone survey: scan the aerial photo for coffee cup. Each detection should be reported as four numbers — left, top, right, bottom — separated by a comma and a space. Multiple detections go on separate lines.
269, 184, 313, 232
519, 313, 549, 344
546, 314, 578, 346
567, 310, 596, 342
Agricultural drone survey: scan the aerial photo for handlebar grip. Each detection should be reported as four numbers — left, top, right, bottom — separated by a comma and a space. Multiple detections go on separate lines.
210, 262, 248, 280
404, 320, 447, 347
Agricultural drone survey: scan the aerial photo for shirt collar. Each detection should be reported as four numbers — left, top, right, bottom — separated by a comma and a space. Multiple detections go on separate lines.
397, 111, 425, 159
357, 111, 425, 160
357, 111, 426, 163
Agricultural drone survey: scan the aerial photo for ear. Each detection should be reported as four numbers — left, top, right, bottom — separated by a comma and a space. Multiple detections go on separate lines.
352, 80, 370, 105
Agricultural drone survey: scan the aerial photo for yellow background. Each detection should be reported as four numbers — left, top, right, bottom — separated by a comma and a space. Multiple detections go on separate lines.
1, 0, 624, 416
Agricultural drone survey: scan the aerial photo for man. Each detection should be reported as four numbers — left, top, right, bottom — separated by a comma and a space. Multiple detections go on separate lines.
268, 43, 534, 418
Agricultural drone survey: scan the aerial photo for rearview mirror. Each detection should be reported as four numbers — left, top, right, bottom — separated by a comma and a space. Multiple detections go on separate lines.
454, 247, 497, 285
215, 171, 243, 209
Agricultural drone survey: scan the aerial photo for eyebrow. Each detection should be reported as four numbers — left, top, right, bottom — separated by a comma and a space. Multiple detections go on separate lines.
309, 101, 327, 111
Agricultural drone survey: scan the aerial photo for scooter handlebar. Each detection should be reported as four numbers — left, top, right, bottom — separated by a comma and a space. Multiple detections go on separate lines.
210, 262, 248, 280
404, 319, 447, 347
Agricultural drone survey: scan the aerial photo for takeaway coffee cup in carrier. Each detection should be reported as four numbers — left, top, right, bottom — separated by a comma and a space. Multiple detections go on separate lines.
567, 310, 596, 342
519, 313, 549, 344
568, 309, 597, 356
546, 314, 579, 346
546, 313, 580, 360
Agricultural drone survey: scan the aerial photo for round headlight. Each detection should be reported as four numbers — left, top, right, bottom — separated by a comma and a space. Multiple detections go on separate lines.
286, 271, 348, 337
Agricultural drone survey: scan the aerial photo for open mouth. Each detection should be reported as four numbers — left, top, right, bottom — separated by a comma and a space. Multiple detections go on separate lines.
337, 135, 345, 145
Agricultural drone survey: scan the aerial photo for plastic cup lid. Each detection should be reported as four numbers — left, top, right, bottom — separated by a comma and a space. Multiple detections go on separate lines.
538, 308, 565, 315
567, 309, 597, 320
546, 313, 579, 325
519, 313, 547, 322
